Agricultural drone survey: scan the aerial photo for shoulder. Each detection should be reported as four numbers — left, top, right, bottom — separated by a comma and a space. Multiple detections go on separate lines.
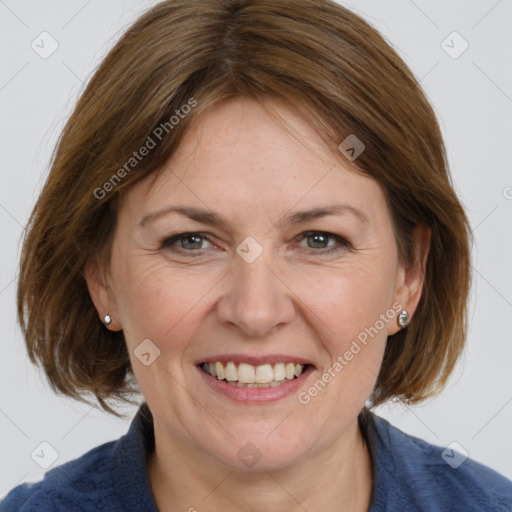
1, 405, 157, 512
0, 440, 119, 512
370, 414, 512, 511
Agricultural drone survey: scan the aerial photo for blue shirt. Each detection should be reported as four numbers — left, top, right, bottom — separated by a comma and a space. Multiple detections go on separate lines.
2, 404, 511, 511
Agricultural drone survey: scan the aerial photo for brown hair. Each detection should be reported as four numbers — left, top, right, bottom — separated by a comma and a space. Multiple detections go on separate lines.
17, 0, 471, 414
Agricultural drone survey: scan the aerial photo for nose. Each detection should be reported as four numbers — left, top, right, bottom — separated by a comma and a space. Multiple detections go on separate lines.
216, 248, 296, 339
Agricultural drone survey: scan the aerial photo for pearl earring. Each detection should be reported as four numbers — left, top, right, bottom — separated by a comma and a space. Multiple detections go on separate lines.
104, 314, 112, 326
398, 310, 410, 328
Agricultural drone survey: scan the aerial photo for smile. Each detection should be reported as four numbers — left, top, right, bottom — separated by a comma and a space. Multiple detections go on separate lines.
200, 361, 308, 388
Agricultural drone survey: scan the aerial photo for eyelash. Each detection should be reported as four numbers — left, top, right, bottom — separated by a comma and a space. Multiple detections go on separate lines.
160, 231, 350, 255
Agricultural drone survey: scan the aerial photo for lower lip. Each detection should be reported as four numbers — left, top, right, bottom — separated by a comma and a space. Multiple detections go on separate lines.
197, 365, 315, 403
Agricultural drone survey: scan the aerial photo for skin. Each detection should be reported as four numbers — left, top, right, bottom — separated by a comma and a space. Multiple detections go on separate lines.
86, 97, 430, 511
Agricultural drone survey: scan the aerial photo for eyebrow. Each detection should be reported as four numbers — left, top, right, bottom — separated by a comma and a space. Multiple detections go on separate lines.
139, 204, 369, 229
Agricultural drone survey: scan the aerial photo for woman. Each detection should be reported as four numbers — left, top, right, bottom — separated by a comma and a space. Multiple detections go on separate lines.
2, 0, 511, 510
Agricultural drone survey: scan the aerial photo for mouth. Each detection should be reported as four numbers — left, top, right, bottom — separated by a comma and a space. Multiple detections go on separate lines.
199, 361, 311, 388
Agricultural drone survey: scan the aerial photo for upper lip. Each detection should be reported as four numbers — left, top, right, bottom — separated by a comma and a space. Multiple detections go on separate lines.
196, 354, 315, 367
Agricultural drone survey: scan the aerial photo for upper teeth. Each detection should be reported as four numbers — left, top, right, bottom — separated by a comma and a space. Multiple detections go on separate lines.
202, 362, 305, 384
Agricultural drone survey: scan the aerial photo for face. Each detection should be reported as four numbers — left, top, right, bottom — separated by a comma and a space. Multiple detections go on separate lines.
88, 97, 423, 471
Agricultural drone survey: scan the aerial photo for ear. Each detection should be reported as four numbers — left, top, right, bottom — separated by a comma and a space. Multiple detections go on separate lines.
84, 258, 122, 331
387, 225, 431, 335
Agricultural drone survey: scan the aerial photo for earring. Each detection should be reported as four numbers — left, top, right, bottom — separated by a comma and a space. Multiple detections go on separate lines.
398, 310, 410, 328
104, 314, 112, 326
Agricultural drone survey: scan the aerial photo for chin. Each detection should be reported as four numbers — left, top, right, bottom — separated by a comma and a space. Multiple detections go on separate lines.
205, 424, 313, 472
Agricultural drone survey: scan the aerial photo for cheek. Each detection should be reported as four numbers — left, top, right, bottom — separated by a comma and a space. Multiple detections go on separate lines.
293, 260, 397, 344
113, 259, 218, 353
290, 260, 396, 403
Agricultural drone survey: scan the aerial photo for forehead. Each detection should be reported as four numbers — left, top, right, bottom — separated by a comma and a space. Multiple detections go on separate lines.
122, 97, 388, 226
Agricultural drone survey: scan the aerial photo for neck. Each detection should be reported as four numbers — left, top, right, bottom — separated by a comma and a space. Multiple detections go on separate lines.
147, 415, 374, 512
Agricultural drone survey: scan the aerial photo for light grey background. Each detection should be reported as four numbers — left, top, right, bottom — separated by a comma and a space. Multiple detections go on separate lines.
1, 0, 511, 496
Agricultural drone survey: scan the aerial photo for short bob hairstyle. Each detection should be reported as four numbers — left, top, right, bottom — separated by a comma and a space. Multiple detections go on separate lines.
18, 0, 471, 414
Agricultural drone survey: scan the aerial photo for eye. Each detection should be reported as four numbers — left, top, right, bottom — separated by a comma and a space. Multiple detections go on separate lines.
159, 230, 350, 256
160, 232, 213, 252
296, 231, 350, 253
